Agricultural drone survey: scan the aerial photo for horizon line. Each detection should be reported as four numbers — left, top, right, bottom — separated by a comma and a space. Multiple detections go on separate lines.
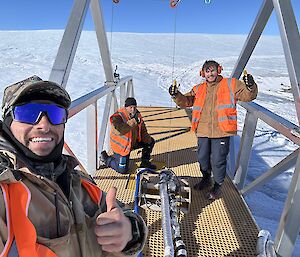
0, 29, 281, 36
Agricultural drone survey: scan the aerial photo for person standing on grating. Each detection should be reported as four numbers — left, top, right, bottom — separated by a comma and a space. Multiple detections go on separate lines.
169, 60, 258, 200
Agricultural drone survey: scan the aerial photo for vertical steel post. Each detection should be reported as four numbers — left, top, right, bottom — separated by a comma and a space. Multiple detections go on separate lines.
90, 0, 114, 81
275, 151, 300, 257
87, 102, 97, 174
50, 0, 90, 86
233, 112, 258, 189
231, 0, 274, 78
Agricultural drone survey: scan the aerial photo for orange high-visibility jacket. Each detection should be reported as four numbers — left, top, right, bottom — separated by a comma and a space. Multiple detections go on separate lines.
0, 179, 102, 257
110, 108, 143, 156
0, 131, 147, 257
191, 78, 237, 132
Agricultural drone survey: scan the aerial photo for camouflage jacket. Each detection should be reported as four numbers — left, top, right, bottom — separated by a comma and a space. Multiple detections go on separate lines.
0, 130, 147, 257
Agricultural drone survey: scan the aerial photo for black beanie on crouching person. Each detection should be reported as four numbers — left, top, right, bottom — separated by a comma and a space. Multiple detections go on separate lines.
125, 97, 137, 107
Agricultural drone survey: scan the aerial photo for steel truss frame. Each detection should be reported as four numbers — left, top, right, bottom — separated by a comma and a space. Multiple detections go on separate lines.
231, 1, 300, 256
49, 0, 300, 256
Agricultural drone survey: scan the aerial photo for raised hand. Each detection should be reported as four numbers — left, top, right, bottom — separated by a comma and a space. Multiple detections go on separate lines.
95, 187, 132, 252
243, 73, 255, 88
169, 80, 179, 96
133, 110, 141, 124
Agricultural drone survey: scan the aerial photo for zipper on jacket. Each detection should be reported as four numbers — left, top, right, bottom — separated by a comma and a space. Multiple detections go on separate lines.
50, 162, 55, 182
51, 172, 55, 182
54, 190, 61, 237
211, 84, 218, 137
67, 173, 75, 221
38, 175, 76, 230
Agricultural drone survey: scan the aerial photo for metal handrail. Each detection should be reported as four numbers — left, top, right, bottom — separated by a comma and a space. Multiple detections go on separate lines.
68, 76, 132, 118
233, 100, 300, 190
232, 99, 300, 257
64, 76, 134, 174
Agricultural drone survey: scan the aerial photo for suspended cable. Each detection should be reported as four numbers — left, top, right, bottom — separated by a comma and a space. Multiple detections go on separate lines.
110, 1, 120, 81
171, 7, 178, 81
166, 5, 179, 169
109, 2, 115, 57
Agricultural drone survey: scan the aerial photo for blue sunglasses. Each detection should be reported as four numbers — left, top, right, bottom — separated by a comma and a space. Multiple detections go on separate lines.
12, 102, 68, 125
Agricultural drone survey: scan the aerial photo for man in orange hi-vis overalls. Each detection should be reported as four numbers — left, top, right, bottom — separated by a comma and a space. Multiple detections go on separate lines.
169, 60, 258, 200
101, 97, 156, 174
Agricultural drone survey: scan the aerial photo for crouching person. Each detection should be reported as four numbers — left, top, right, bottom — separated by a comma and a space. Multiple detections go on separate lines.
0, 76, 147, 256
101, 97, 156, 174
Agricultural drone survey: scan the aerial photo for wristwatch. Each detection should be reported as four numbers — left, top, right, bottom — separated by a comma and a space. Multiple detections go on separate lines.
123, 214, 141, 251
128, 217, 140, 244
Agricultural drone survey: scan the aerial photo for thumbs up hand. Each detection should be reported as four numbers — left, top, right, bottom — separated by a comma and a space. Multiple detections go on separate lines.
95, 187, 132, 252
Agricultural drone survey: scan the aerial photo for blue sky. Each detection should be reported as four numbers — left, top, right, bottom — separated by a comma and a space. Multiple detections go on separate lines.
0, 0, 299, 35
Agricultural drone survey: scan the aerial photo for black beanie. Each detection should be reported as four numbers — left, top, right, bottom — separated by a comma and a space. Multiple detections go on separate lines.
125, 97, 137, 107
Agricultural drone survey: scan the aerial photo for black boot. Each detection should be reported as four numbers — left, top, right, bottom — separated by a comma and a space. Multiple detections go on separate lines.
193, 173, 212, 190
140, 160, 156, 170
100, 151, 109, 166
141, 138, 155, 161
207, 183, 221, 200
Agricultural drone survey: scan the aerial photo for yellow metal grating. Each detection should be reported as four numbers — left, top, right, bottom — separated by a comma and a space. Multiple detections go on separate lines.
94, 106, 259, 256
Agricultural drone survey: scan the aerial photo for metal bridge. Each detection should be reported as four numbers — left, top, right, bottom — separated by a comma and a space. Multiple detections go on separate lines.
95, 106, 259, 256
28, 0, 300, 256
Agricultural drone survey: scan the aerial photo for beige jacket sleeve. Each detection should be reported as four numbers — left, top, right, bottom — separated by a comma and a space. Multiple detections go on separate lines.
111, 114, 138, 135
140, 121, 152, 144
235, 79, 258, 102
172, 88, 196, 108
173, 78, 258, 107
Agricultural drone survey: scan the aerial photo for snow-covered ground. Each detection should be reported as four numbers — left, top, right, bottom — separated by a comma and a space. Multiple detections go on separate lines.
0, 30, 299, 256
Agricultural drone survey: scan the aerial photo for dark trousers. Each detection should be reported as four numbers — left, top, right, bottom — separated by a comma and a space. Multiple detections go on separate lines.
107, 137, 155, 174
197, 137, 230, 185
